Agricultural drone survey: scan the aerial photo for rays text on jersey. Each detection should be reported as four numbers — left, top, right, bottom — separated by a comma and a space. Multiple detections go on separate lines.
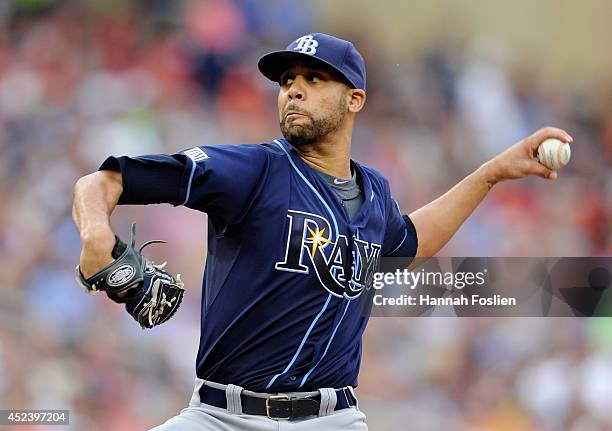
275, 209, 381, 299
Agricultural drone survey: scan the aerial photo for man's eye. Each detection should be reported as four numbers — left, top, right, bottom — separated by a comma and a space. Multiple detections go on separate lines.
281, 77, 293, 86
308, 75, 320, 83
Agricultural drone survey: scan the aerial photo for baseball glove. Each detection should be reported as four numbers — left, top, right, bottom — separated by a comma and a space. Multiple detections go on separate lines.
76, 223, 185, 329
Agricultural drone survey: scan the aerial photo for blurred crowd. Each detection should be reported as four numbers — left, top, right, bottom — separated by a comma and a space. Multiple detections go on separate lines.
0, 0, 610, 429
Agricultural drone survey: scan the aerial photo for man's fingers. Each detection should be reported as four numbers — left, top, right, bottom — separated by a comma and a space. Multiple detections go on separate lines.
535, 126, 573, 142
528, 160, 557, 180
529, 127, 573, 151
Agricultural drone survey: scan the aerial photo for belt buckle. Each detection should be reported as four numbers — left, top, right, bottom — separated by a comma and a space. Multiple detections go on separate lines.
266, 394, 291, 419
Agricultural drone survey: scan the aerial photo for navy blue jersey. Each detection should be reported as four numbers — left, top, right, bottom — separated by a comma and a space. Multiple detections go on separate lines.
100, 139, 417, 392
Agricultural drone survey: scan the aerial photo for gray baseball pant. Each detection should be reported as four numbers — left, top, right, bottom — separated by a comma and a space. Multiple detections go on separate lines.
149, 379, 368, 431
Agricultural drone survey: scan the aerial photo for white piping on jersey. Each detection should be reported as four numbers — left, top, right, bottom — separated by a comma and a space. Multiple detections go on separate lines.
389, 227, 408, 255
265, 140, 342, 389
296, 231, 362, 387
352, 230, 361, 289
273, 140, 339, 236
182, 158, 197, 206
265, 293, 332, 389
389, 199, 407, 255
393, 199, 401, 213
299, 299, 351, 388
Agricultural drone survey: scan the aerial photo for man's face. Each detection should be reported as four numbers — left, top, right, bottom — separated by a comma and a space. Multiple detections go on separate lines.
278, 62, 349, 147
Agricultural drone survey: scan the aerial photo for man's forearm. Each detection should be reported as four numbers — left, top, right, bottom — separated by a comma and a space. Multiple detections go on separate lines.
409, 162, 497, 258
72, 171, 123, 277
407, 126, 572, 258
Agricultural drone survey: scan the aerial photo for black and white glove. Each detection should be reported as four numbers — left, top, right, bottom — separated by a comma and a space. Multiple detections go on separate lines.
76, 223, 185, 329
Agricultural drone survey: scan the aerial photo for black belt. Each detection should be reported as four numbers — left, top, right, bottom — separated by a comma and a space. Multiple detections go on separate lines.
199, 384, 356, 420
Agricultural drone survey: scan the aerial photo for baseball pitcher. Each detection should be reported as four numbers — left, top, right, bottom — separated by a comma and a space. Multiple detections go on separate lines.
72, 33, 572, 430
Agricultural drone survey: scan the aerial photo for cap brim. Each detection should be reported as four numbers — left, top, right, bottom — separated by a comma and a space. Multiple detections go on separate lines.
257, 51, 355, 88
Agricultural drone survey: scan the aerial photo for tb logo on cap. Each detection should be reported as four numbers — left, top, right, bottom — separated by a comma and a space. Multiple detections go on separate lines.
293, 35, 318, 55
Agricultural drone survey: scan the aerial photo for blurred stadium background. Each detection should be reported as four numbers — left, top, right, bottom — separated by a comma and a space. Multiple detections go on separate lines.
1, 0, 611, 429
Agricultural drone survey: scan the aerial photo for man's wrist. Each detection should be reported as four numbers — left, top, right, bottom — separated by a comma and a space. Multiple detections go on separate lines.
79, 228, 116, 279
80, 224, 116, 251
477, 160, 502, 190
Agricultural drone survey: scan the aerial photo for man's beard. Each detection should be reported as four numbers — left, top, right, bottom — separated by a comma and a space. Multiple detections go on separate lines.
280, 98, 347, 147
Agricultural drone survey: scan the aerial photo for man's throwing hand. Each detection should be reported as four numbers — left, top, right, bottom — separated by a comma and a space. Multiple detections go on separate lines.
483, 126, 573, 185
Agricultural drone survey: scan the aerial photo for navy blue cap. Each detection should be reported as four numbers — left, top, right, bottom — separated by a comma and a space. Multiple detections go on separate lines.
258, 33, 366, 91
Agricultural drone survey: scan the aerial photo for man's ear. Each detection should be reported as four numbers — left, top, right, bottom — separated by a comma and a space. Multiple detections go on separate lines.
347, 89, 366, 113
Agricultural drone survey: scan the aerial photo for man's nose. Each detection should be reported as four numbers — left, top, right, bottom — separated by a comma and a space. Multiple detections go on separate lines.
287, 76, 306, 101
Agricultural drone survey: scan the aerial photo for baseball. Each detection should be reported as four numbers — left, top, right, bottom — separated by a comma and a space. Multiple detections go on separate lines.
536, 138, 571, 170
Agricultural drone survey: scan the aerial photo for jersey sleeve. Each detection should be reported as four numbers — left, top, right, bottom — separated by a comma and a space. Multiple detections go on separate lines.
381, 183, 418, 258
99, 144, 269, 228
